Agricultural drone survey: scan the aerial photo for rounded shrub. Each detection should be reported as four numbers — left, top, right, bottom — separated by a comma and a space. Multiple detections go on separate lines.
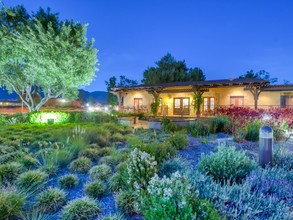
168, 131, 188, 150
0, 162, 23, 185
79, 148, 99, 161
61, 197, 100, 220
18, 155, 40, 169
36, 187, 67, 213
97, 147, 114, 157
158, 157, 189, 178
68, 157, 92, 173
209, 116, 230, 133
16, 170, 48, 190
198, 145, 257, 183
84, 180, 107, 198
89, 164, 112, 181
0, 188, 25, 219
58, 174, 79, 189
116, 190, 137, 216
111, 133, 125, 142
188, 120, 210, 137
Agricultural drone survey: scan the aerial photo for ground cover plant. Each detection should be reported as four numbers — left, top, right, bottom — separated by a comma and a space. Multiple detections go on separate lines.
0, 111, 292, 219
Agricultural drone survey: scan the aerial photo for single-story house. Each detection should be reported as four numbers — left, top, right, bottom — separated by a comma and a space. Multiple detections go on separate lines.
112, 78, 293, 117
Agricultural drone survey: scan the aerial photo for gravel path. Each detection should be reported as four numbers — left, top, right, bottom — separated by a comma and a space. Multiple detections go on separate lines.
179, 133, 293, 169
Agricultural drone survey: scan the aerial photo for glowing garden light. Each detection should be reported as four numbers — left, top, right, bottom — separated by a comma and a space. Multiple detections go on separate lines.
29, 111, 70, 124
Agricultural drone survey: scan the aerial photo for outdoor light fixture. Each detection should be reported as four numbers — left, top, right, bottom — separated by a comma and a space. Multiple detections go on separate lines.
29, 112, 70, 124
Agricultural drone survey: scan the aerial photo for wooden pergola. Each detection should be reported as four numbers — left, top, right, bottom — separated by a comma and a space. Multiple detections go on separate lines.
112, 78, 271, 110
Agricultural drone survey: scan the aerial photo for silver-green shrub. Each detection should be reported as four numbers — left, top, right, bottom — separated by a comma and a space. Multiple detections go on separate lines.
198, 145, 257, 183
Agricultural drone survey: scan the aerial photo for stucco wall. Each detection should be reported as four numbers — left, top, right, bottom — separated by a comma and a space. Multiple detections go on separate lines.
121, 86, 290, 115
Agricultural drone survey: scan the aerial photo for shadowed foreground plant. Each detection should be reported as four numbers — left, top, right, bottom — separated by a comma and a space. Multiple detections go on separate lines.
58, 174, 79, 189
36, 187, 67, 213
0, 187, 25, 219
61, 197, 100, 220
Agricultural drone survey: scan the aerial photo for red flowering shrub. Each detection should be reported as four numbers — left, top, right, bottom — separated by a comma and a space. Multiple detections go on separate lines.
216, 107, 293, 142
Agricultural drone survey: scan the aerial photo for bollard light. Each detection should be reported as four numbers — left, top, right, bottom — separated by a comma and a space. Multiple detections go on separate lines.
259, 125, 273, 168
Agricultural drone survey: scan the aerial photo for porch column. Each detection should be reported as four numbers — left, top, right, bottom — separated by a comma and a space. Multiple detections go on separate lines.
244, 86, 263, 110
147, 88, 163, 115
192, 86, 209, 119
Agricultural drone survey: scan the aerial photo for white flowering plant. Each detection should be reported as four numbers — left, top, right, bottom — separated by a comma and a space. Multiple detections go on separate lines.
139, 172, 221, 220
127, 148, 157, 191
139, 172, 197, 219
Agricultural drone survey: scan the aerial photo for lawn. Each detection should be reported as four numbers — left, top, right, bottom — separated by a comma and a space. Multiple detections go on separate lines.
0, 110, 292, 220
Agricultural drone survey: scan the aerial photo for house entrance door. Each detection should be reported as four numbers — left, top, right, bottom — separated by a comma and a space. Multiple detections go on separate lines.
173, 98, 190, 115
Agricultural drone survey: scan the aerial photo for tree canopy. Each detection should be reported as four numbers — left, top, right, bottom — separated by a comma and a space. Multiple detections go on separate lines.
0, 5, 98, 111
105, 75, 138, 105
142, 53, 206, 84
239, 70, 278, 84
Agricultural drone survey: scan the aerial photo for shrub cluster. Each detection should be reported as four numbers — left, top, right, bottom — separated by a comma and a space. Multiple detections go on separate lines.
89, 164, 112, 181
127, 148, 157, 190
0, 188, 25, 219
36, 187, 67, 213
139, 172, 220, 220
188, 120, 210, 137
198, 145, 257, 183
168, 131, 188, 150
58, 174, 79, 189
61, 197, 100, 220
68, 157, 92, 173
84, 180, 107, 198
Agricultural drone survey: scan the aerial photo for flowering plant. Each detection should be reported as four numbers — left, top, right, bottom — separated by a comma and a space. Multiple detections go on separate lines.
127, 148, 157, 191
138, 172, 220, 220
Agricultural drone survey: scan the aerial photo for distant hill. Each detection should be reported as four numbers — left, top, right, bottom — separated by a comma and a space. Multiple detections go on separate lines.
0, 88, 108, 104
0, 88, 18, 100
78, 89, 108, 104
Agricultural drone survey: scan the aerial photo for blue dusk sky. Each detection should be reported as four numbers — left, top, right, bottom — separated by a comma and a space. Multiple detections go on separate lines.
4, 0, 293, 92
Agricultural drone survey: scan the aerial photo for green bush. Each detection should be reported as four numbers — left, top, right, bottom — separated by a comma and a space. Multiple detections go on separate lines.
116, 190, 137, 216
189, 120, 210, 137
209, 116, 230, 133
61, 197, 100, 220
16, 170, 48, 190
0, 162, 23, 185
36, 187, 67, 213
139, 172, 220, 220
127, 149, 157, 190
0, 187, 25, 219
110, 162, 129, 192
158, 157, 189, 178
245, 120, 260, 142
97, 147, 114, 157
69, 157, 92, 173
198, 145, 257, 183
89, 164, 112, 181
139, 142, 176, 163
84, 127, 110, 146
79, 148, 99, 161
168, 131, 188, 150
161, 117, 177, 133
111, 132, 125, 142
84, 180, 107, 198
17, 155, 40, 169
58, 174, 79, 189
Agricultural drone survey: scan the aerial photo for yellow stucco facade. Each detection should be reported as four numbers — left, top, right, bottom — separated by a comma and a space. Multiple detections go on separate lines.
120, 85, 293, 116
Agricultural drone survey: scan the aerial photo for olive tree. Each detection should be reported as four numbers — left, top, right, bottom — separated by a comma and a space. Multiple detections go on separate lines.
0, 6, 98, 111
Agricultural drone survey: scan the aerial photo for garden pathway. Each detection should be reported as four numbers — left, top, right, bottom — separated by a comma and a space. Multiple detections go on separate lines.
179, 133, 293, 169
